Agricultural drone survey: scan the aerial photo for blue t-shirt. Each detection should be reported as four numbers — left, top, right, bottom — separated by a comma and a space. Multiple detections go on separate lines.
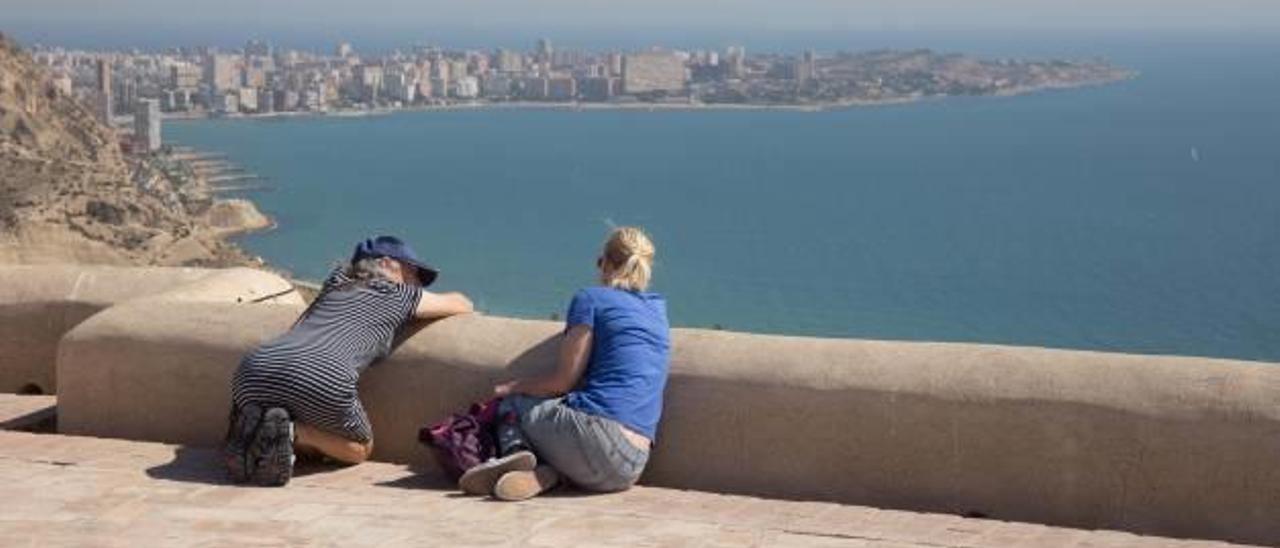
562, 286, 671, 440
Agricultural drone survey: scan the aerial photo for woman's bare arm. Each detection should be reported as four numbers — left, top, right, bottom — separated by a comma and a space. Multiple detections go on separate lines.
414, 291, 475, 320
496, 324, 593, 398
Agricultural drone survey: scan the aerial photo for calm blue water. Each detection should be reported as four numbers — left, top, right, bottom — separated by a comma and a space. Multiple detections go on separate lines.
165, 37, 1280, 362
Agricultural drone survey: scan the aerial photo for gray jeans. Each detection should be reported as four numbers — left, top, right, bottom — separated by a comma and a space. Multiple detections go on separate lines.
499, 395, 650, 492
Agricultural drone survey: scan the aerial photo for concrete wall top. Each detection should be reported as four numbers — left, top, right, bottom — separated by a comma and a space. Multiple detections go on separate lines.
0, 265, 303, 393
0, 265, 215, 306
408, 314, 1280, 421
53, 293, 1280, 545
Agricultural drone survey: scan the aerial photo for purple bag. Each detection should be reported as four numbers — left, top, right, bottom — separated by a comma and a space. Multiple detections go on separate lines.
419, 398, 500, 480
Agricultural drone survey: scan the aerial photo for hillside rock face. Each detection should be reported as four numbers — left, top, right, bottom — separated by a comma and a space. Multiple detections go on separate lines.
0, 33, 258, 267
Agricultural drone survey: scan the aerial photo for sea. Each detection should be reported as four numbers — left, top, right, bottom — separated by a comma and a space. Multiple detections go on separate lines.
155, 31, 1280, 362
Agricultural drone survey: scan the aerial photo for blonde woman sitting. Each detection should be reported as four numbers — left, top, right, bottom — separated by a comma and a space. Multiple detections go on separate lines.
460, 226, 671, 500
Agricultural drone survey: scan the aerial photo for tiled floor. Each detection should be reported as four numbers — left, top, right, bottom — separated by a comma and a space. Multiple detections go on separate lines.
0, 426, 1246, 547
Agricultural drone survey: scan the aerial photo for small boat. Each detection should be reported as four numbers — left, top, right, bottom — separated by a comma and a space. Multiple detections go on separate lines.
1191, 147, 1200, 162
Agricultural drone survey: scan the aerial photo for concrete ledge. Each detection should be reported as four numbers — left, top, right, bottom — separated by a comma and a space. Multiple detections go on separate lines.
53, 294, 1280, 545
0, 265, 303, 393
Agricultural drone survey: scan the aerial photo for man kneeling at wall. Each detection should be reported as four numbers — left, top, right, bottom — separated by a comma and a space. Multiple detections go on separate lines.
225, 235, 474, 486
460, 226, 671, 500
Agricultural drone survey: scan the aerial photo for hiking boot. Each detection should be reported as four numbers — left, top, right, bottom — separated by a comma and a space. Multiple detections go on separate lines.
494, 465, 561, 501
223, 403, 264, 484
249, 407, 295, 487
458, 450, 536, 496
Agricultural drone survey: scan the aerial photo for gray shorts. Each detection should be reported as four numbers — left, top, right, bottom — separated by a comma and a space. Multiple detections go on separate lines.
501, 395, 650, 492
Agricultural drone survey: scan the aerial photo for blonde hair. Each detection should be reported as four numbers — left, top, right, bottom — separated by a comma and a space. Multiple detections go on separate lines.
600, 226, 656, 292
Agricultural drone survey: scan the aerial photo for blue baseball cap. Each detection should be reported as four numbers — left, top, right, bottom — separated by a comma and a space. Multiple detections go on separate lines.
352, 235, 439, 287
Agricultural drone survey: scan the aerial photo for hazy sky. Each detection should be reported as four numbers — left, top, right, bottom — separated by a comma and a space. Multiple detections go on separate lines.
6, 0, 1279, 31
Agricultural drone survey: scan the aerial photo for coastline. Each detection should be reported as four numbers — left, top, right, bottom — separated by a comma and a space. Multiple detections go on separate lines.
164, 71, 1137, 124
164, 147, 278, 260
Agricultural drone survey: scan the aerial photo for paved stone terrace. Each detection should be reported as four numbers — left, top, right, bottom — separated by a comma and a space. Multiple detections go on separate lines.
0, 394, 54, 430
0, 426, 1249, 547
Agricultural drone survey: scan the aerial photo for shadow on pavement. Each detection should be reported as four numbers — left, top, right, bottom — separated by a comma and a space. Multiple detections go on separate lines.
145, 445, 363, 485
145, 446, 228, 485
374, 464, 455, 491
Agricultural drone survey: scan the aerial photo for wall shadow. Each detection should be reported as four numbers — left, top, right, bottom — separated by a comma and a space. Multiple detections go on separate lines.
501, 332, 561, 379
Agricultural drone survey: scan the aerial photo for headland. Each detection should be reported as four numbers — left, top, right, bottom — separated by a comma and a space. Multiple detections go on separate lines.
0, 33, 270, 269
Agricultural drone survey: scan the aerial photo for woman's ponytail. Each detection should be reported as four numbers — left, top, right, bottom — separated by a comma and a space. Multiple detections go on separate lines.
601, 227, 656, 292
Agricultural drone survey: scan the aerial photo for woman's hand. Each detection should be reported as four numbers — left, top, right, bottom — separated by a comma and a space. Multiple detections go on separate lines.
493, 380, 518, 398
493, 326, 593, 398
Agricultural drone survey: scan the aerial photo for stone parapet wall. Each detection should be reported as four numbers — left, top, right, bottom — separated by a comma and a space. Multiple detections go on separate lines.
0, 265, 302, 394
4, 265, 1280, 544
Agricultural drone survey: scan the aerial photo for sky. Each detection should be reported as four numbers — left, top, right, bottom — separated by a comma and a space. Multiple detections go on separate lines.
3, 0, 1278, 52
5, 0, 1279, 31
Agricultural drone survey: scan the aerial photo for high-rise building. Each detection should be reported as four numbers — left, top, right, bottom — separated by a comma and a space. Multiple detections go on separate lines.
606, 53, 623, 77
429, 77, 449, 98
453, 76, 480, 99
161, 89, 192, 112
302, 83, 326, 111
430, 59, 450, 81
96, 58, 111, 95
95, 58, 113, 122
259, 89, 275, 113
802, 50, 817, 82
241, 66, 267, 88
238, 87, 258, 112
622, 53, 687, 95
468, 53, 490, 75
581, 77, 617, 102
548, 77, 576, 101
170, 63, 201, 90
114, 77, 137, 116
519, 76, 550, 100
481, 74, 513, 98
133, 98, 161, 152
160, 90, 178, 112
552, 49, 586, 68
577, 64, 606, 78
536, 38, 553, 62
725, 46, 747, 79
276, 89, 299, 111
336, 42, 353, 58
213, 91, 239, 114
783, 50, 818, 83
448, 60, 469, 80
356, 64, 384, 102
204, 54, 240, 92
385, 70, 416, 103
495, 49, 524, 73
415, 80, 433, 100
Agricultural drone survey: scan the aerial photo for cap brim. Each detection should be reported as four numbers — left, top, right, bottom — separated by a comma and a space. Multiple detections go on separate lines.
409, 261, 439, 287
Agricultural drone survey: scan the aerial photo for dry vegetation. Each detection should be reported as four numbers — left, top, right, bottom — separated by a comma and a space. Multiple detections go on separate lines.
0, 33, 263, 267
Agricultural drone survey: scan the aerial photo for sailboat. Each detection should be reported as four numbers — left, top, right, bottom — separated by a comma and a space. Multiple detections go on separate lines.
1190, 147, 1201, 162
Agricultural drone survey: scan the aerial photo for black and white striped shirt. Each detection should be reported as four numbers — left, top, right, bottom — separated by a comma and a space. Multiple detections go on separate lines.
232, 267, 422, 440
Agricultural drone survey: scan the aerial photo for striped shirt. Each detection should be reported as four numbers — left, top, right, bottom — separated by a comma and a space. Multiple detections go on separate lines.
232, 267, 422, 441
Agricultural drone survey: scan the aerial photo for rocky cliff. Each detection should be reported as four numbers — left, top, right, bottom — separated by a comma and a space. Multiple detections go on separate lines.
0, 33, 261, 267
